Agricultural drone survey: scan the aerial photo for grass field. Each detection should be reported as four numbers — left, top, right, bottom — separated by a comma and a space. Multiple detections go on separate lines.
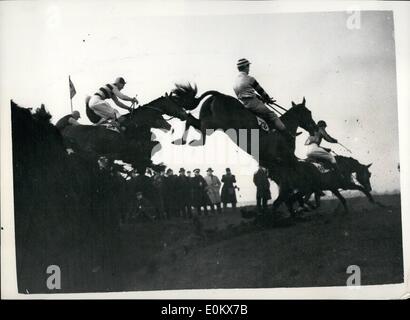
111, 194, 403, 291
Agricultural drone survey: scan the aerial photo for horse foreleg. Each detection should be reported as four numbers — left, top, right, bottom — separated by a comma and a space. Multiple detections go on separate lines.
272, 188, 291, 214
349, 184, 387, 208
331, 189, 348, 213
285, 198, 295, 216
314, 191, 322, 208
348, 184, 376, 204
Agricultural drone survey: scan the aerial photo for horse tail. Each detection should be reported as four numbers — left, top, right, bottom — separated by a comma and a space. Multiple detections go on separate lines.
85, 95, 101, 124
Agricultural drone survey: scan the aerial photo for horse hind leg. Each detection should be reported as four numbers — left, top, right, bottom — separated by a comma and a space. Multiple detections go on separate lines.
189, 123, 214, 146
189, 129, 207, 146
272, 188, 291, 214
172, 120, 191, 145
331, 189, 349, 214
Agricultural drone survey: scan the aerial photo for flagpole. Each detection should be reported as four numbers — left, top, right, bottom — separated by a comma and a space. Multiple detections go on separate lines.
69, 75, 73, 113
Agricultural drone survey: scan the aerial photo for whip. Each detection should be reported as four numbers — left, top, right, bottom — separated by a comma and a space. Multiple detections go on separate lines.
337, 142, 352, 154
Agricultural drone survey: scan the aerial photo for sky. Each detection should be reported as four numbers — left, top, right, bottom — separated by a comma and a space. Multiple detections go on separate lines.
0, 1, 401, 203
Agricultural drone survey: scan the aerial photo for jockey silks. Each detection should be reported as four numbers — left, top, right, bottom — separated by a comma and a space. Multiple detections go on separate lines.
95, 83, 116, 100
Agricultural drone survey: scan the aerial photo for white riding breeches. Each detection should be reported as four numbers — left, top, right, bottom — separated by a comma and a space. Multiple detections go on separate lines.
89, 95, 120, 120
306, 143, 336, 164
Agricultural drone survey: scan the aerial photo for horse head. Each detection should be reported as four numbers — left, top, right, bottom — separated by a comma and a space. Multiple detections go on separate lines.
120, 93, 189, 133
356, 163, 373, 192
287, 97, 318, 135
161, 92, 190, 120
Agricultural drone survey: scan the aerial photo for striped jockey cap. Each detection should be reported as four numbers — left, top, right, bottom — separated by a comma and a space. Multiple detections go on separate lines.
237, 58, 251, 68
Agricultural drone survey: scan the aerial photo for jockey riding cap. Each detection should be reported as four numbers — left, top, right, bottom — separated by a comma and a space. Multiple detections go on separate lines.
237, 58, 251, 68
317, 120, 327, 128
115, 77, 126, 85
71, 110, 80, 118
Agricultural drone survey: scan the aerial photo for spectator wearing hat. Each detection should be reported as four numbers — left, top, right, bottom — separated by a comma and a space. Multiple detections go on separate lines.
204, 168, 222, 214
55, 110, 81, 131
186, 170, 195, 207
129, 166, 154, 195
176, 168, 193, 219
152, 168, 166, 219
89, 76, 138, 127
164, 168, 178, 219
221, 168, 238, 211
191, 169, 209, 216
253, 165, 271, 212
131, 191, 155, 222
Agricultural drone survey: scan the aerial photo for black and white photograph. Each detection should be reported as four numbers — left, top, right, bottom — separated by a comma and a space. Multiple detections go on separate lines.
1, 1, 409, 299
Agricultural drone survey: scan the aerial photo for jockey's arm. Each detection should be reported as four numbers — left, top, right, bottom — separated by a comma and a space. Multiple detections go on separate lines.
112, 86, 138, 103
251, 79, 272, 103
319, 127, 338, 143
112, 94, 131, 111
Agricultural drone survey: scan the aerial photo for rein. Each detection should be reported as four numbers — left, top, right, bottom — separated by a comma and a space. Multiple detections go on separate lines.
266, 101, 288, 116
130, 101, 137, 115
266, 103, 284, 116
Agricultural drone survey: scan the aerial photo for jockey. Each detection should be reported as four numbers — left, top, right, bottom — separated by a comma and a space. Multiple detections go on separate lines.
233, 58, 293, 138
89, 77, 138, 126
55, 110, 81, 130
305, 120, 345, 181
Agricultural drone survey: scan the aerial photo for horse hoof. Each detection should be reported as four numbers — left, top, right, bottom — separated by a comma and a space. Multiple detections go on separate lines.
172, 138, 186, 145
189, 140, 203, 146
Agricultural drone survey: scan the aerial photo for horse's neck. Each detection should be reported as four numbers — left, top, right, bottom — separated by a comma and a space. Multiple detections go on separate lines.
139, 103, 164, 115
336, 156, 359, 173
280, 109, 298, 133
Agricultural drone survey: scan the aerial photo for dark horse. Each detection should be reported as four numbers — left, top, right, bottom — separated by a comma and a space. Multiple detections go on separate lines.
62, 92, 188, 168
171, 84, 317, 166
300, 156, 379, 213
272, 155, 380, 215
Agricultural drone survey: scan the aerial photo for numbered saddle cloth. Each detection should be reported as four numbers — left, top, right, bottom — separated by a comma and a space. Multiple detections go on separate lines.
310, 161, 332, 174
305, 158, 333, 173
256, 116, 269, 132
100, 122, 121, 133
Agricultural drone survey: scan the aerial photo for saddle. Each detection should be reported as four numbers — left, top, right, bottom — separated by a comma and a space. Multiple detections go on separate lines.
99, 122, 121, 133
304, 158, 333, 174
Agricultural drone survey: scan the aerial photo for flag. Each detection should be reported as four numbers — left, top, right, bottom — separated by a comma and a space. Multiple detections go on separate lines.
69, 76, 76, 99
